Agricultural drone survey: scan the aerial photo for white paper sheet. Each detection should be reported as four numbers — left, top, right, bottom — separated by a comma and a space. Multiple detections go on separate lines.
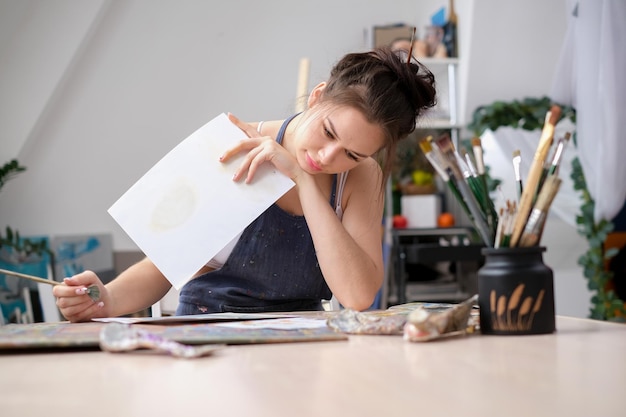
213, 317, 329, 330
93, 312, 297, 324
108, 113, 295, 289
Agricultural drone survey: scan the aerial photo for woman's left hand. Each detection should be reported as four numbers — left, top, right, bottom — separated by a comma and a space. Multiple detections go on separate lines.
221, 113, 303, 183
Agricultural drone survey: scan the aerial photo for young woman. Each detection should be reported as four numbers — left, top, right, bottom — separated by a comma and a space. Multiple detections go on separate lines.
53, 47, 437, 321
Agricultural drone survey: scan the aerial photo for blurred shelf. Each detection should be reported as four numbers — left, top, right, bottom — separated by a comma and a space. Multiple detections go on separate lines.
386, 227, 484, 307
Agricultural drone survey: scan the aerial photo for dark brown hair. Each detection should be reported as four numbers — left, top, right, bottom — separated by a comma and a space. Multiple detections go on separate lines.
320, 46, 437, 187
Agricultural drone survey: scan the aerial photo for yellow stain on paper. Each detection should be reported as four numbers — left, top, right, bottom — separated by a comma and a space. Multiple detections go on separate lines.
150, 178, 198, 232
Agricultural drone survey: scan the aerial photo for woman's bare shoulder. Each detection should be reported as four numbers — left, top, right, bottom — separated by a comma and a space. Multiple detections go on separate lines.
351, 157, 383, 184
343, 158, 384, 199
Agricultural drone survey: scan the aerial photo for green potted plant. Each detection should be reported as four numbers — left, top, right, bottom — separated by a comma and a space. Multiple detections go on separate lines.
0, 159, 55, 323
0, 159, 52, 263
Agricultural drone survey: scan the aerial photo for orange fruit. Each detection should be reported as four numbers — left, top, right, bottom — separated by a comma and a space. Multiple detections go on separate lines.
437, 212, 455, 228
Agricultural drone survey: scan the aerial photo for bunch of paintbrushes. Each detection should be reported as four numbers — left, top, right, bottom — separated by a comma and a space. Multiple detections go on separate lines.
419, 104, 570, 248
508, 105, 569, 248
419, 135, 497, 246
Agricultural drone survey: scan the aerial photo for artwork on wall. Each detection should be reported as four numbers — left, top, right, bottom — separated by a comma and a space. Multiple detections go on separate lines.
0, 233, 114, 324
0, 236, 51, 324
51, 233, 115, 284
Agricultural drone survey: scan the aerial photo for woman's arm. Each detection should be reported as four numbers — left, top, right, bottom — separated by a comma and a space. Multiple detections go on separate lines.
105, 257, 173, 316
222, 113, 385, 310
298, 159, 385, 310
54, 257, 172, 322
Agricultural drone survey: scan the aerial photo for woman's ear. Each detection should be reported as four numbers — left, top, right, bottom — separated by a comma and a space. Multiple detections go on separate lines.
307, 82, 326, 108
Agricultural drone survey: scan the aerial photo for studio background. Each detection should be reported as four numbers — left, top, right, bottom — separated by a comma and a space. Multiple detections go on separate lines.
1, 0, 591, 316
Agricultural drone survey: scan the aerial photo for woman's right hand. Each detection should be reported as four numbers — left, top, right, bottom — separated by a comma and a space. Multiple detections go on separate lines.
53, 270, 110, 322
222, 113, 304, 183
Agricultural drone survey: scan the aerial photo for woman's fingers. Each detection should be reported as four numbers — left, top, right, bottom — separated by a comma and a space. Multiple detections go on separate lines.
62, 270, 99, 287
60, 299, 105, 323
234, 145, 265, 183
228, 113, 260, 138
53, 270, 107, 322
220, 137, 262, 163
223, 112, 300, 183
55, 284, 96, 307
220, 113, 264, 163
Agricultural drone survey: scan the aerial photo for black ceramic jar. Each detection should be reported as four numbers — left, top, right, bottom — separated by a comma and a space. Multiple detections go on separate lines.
478, 246, 556, 335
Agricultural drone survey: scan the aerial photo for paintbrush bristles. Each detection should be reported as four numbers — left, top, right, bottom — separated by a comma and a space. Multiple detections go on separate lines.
435, 135, 463, 179
471, 137, 485, 174
420, 137, 449, 180
436, 135, 493, 246
418, 136, 433, 154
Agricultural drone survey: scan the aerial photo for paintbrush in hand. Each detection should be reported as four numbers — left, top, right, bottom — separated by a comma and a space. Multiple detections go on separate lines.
0, 268, 101, 301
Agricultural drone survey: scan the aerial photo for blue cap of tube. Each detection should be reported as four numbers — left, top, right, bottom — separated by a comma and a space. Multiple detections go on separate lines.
431, 7, 446, 26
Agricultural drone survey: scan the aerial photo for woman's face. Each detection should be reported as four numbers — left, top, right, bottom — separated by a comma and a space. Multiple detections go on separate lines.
293, 105, 386, 175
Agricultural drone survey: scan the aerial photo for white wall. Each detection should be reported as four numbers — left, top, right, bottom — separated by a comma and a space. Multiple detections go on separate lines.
462, 0, 569, 122
0, 0, 590, 317
462, 0, 590, 318
0, 0, 426, 249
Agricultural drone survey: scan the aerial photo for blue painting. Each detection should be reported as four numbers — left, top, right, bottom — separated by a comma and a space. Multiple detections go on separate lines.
52, 234, 114, 283
0, 236, 51, 324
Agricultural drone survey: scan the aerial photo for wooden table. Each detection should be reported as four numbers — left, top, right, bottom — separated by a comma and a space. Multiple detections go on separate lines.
1, 316, 625, 417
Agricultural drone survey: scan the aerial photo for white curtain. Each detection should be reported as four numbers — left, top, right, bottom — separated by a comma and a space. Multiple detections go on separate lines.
550, 0, 626, 222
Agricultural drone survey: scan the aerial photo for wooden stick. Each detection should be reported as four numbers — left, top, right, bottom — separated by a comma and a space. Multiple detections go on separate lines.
518, 176, 562, 247
295, 57, 310, 112
406, 26, 416, 63
0, 268, 60, 286
0, 268, 101, 301
510, 105, 561, 246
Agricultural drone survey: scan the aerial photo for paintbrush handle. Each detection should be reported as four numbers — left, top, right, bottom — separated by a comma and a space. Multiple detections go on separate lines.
510, 106, 561, 246
535, 167, 549, 200
448, 169, 492, 246
516, 180, 523, 201
518, 176, 562, 247
0, 268, 60, 286
446, 180, 471, 218
0, 268, 102, 301
474, 174, 498, 234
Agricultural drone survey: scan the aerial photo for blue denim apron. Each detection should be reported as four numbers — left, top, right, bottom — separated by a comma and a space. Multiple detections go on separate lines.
177, 114, 335, 314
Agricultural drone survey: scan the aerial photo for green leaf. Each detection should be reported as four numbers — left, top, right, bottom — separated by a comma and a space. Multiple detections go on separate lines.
605, 248, 619, 259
